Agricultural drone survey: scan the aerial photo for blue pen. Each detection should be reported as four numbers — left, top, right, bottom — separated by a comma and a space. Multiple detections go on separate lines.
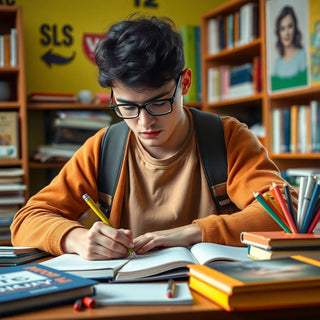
301, 180, 320, 233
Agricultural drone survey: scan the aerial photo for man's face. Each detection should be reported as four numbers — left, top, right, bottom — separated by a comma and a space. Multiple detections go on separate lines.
111, 77, 186, 158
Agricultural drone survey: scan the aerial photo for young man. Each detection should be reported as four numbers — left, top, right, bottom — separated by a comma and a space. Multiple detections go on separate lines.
11, 15, 297, 260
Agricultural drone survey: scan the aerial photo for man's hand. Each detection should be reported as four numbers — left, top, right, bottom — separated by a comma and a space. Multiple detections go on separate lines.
133, 223, 202, 254
61, 221, 134, 260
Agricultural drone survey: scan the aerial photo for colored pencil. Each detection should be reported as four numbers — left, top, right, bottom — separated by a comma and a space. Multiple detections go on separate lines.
263, 192, 290, 228
271, 183, 298, 233
307, 205, 320, 234
253, 191, 292, 233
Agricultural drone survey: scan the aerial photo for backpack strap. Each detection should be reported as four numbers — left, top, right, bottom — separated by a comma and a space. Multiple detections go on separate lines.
97, 121, 129, 218
189, 108, 238, 214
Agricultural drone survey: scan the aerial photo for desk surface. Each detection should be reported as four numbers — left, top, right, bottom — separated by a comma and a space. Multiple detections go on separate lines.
3, 291, 320, 320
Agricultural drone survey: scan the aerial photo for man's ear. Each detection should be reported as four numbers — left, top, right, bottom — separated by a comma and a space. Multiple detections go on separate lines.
181, 68, 192, 95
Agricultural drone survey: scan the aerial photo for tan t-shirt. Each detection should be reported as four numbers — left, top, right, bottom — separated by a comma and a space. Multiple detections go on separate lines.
122, 112, 214, 237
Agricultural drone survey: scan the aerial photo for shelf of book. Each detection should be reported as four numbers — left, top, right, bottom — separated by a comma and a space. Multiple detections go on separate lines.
201, 0, 264, 139
0, 6, 27, 245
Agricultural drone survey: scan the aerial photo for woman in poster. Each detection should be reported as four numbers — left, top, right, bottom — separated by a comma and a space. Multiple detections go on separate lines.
271, 5, 308, 91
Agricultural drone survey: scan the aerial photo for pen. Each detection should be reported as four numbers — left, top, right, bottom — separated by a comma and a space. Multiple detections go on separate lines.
82, 193, 135, 256
166, 279, 175, 298
298, 175, 317, 231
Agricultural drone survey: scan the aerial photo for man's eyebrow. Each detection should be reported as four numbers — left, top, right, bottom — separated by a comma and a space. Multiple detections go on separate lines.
116, 89, 171, 104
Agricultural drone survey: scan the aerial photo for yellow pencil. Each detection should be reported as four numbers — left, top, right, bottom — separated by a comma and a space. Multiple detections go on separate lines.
82, 193, 135, 256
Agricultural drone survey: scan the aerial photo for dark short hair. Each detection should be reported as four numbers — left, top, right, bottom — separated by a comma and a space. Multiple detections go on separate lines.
95, 14, 184, 88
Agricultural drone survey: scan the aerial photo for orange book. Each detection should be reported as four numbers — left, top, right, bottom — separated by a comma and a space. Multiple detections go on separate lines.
290, 105, 298, 153
4, 34, 10, 67
306, 105, 312, 153
189, 270, 320, 311
240, 230, 320, 249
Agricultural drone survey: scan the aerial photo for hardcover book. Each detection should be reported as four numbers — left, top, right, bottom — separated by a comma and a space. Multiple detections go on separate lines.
0, 263, 97, 316
240, 231, 320, 249
247, 244, 320, 260
188, 255, 320, 311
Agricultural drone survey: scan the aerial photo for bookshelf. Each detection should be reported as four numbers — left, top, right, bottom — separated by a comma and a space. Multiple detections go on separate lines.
0, 6, 27, 244
27, 102, 114, 195
201, 0, 320, 172
201, 0, 265, 137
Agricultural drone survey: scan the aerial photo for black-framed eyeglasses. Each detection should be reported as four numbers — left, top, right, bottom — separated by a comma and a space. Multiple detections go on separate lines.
109, 74, 182, 119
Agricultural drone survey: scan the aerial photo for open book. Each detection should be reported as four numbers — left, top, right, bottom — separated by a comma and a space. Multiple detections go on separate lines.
41, 243, 250, 282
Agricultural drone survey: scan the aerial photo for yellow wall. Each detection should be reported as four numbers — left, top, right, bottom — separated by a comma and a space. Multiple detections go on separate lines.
8, 0, 225, 96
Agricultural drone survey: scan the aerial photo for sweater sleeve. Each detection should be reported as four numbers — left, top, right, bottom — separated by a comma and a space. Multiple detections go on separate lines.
194, 117, 298, 246
10, 128, 107, 255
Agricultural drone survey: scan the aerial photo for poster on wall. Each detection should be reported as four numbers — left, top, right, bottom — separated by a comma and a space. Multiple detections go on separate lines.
266, 0, 310, 93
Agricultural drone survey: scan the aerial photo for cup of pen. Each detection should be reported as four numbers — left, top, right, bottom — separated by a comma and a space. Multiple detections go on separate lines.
254, 176, 320, 234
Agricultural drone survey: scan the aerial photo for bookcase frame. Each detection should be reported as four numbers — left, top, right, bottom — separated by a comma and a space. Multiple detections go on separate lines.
201, 0, 320, 172
0, 6, 27, 244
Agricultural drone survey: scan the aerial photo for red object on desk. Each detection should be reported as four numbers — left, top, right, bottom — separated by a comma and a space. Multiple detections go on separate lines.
82, 296, 96, 308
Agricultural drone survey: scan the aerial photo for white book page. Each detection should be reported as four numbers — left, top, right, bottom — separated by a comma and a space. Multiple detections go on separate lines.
190, 243, 249, 265
41, 253, 128, 271
116, 247, 197, 280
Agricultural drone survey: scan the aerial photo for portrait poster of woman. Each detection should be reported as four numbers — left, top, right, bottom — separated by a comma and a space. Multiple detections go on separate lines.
266, 0, 310, 93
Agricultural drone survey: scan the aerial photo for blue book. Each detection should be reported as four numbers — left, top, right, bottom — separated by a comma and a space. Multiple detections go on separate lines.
230, 63, 253, 86
0, 263, 97, 316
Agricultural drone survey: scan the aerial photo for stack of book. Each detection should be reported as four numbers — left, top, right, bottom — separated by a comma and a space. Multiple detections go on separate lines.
27, 92, 77, 103
241, 231, 320, 260
188, 255, 320, 311
0, 246, 49, 266
0, 167, 25, 241
32, 110, 112, 162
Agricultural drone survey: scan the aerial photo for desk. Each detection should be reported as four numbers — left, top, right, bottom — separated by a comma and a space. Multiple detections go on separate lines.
3, 291, 320, 320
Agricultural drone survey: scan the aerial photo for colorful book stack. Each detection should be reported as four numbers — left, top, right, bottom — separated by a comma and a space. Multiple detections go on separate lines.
240, 231, 320, 260
254, 178, 320, 234
188, 255, 320, 311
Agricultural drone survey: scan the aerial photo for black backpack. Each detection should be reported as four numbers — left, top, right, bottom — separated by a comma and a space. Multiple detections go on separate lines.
97, 108, 238, 218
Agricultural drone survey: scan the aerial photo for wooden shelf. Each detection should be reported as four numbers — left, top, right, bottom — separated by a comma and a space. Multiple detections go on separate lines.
204, 38, 261, 65
206, 93, 263, 109
29, 161, 66, 169
27, 102, 108, 110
